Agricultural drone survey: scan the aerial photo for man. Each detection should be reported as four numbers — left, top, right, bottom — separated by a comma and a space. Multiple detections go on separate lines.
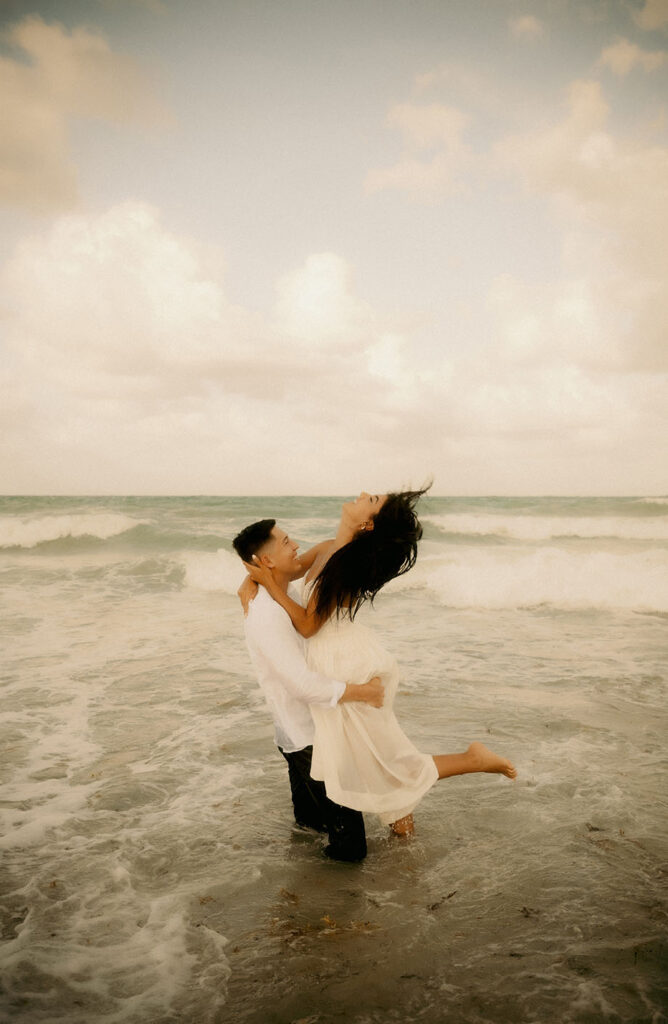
232, 518, 383, 862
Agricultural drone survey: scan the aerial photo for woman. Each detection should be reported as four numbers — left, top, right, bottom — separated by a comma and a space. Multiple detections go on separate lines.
244, 487, 516, 835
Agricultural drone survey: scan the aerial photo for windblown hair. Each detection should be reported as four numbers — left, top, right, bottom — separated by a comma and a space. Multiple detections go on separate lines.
313, 486, 430, 622
232, 519, 276, 564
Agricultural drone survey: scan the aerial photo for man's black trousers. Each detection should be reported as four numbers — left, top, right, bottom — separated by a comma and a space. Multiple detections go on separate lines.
279, 744, 367, 862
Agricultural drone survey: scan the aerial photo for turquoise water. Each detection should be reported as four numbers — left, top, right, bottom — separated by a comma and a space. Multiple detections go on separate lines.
1, 495, 667, 1022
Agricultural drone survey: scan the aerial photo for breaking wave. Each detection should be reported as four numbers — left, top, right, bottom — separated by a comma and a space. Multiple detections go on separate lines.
401, 547, 668, 612
424, 513, 668, 543
0, 513, 145, 549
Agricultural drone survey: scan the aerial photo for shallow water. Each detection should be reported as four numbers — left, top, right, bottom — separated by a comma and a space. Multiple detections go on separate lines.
1, 496, 667, 1023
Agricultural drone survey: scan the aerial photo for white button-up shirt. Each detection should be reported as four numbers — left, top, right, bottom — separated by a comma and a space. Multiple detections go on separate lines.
243, 583, 345, 753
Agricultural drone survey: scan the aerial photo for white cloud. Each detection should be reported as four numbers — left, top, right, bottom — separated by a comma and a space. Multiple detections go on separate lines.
366, 334, 405, 383
598, 37, 666, 74
494, 78, 668, 371
385, 103, 469, 150
359, 69, 668, 491
0, 204, 435, 493
274, 253, 374, 347
413, 61, 503, 116
3, 46, 668, 499
365, 102, 470, 200
0, 202, 583, 494
3, 203, 247, 383
0, 16, 167, 212
356, 58, 668, 491
365, 154, 465, 201
632, 0, 668, 30
495, 79, 610, 194
1, 198, 665, 495
509, 15, 545, 39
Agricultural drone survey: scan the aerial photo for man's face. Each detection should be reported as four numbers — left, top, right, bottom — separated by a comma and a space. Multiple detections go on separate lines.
258, 526, 301, 577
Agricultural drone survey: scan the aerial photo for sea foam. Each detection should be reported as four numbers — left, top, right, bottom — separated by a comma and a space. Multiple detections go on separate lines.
181, 548, 246, 593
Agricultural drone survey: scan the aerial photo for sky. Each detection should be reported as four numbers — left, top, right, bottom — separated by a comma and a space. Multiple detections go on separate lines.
0, 0, 666, 495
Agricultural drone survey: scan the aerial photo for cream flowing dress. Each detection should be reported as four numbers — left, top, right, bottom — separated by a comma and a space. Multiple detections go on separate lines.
303, 578, 438, 824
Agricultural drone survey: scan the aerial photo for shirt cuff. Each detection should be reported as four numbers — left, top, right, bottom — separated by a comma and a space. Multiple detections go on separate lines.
329, 680, 346, 707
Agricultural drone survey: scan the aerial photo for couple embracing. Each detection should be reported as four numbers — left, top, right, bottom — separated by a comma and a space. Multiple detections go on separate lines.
233, 487, 515, 863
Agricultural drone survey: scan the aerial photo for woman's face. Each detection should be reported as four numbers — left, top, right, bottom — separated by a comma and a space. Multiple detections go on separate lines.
343, 491, 388, 529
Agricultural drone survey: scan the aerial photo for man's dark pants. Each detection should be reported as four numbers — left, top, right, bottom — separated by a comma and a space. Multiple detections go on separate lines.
279, 745, 367, 862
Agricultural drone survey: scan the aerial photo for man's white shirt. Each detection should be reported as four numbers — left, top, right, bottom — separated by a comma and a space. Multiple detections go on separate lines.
243, 583, 345, 752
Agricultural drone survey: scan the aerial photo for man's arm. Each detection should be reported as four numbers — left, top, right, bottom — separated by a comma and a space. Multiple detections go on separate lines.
340, 677, 384, 708
247, 601, 383, 708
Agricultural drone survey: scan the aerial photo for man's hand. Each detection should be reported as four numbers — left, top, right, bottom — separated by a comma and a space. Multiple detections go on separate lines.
340, 676, 384, 708
238, 575, 258, 615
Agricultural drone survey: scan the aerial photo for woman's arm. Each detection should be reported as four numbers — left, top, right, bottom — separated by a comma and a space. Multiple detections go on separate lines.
243, 559, 327, 637
238, 542, 328, 612
295, 539, 334, 576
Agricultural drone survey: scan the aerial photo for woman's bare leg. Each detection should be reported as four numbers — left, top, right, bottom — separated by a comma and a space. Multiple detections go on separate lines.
389, 744, 514, 836
390, 813, 415, 836
433, 742, 516, 780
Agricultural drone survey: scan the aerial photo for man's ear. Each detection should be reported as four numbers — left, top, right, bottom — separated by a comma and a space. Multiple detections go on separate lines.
256, 552, 274, 568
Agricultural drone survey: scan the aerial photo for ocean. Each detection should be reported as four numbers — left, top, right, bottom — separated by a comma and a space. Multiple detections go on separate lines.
1, 494, 667, 1024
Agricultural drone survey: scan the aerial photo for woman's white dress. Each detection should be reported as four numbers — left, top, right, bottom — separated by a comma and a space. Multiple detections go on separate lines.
303, 579, 438, 824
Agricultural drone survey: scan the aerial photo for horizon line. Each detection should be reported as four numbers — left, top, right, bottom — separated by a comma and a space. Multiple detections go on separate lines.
1, 493, 666, 500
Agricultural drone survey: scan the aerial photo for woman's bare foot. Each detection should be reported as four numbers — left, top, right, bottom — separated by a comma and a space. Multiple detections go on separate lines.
390, 813, 415, 836
468, 741, 517, 779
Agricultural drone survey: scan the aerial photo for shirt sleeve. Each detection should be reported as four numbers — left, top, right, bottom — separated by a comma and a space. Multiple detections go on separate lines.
247, 601, 346, 707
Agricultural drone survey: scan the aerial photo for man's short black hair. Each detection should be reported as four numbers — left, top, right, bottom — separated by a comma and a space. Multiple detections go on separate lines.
232, 519, 276, 564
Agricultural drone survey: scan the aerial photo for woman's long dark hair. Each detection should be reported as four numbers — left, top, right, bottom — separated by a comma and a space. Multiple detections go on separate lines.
313, 485, 431, 621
